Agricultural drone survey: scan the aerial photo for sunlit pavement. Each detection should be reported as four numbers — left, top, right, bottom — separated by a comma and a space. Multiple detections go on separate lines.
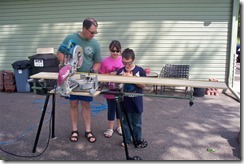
0, 66, 241, 161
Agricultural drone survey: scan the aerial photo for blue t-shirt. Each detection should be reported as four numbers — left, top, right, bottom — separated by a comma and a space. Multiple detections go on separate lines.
58, 32, 102, 72
117, 65, 146, 113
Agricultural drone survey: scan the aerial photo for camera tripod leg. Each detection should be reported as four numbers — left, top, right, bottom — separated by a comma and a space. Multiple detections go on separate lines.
115, 94, 142, 160
115, 96, 130, 160
121, 101, 138, 148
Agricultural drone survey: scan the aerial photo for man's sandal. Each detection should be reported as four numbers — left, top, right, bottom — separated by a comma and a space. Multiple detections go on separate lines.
85, 131, 96, 143
70, 131, 79, 142
104, 129, 113, 138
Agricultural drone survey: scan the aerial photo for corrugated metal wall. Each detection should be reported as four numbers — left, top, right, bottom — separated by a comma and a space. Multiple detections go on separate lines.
0, 0, 233, 81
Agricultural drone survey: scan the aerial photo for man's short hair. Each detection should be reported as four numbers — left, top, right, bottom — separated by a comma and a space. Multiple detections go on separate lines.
83, 18, 98, 29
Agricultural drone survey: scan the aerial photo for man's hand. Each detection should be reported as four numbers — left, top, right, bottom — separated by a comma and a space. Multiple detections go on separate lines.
90, 68, 98, 73
59, 62, 65, 69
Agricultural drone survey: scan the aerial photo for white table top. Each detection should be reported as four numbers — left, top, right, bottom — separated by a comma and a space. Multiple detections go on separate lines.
146, 72, 158, 77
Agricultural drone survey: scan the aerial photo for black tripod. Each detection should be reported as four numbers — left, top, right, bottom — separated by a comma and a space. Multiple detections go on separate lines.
114, 92, 143, 160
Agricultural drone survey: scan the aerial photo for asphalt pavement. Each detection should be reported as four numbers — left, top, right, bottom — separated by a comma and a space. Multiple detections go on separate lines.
0, 64, 241, 161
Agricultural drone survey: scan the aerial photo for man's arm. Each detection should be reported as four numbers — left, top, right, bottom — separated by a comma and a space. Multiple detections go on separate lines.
57, 51, 67, 69
91, 62, 101, 72
57, 51, 66, 63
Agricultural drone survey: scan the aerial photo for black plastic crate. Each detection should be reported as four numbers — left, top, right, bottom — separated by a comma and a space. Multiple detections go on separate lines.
28, 54, 59, 95
28, 54, 59, 74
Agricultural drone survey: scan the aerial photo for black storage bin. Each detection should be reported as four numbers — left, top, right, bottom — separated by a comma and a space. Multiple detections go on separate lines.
193, 88, 206, 97
12, 60, 31, 92
28, 54, 59, 75
28, 54, 59, 95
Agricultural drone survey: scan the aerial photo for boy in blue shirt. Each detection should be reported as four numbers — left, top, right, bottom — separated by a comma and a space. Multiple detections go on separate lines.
116, 48, 148, 148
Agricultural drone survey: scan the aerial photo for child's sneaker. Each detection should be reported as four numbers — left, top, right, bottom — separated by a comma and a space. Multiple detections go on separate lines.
116, 127, 122, 136
136, 139, 148, 148
103, 129, 113, 138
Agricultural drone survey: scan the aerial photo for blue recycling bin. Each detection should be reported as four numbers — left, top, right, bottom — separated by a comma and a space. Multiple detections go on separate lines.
12, 60, 31, 92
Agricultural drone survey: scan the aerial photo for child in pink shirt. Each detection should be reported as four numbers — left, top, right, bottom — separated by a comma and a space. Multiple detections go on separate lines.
99, 40, 124, 138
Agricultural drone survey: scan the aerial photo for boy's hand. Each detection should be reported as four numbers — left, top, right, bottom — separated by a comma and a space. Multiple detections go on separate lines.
123, 71, 133, 77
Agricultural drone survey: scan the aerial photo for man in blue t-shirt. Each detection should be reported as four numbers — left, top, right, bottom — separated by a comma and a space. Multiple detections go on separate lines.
57, 18, 102, 143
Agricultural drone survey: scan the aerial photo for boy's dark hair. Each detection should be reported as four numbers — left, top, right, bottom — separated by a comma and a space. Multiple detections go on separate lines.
83, 18, 98, 29
109, 40, 121, 51
122, 48, 135, 61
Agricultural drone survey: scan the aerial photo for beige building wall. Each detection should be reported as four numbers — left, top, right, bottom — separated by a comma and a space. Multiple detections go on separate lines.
0, 0, 239, 82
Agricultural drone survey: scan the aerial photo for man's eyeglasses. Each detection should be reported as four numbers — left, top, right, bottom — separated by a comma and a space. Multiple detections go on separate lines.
87, 28, 98, 35
122, 61, 133, 65
111, 50, 120, 53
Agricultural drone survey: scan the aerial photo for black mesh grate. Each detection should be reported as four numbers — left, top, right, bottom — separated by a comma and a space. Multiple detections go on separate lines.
160, 64, 189, 79
157, 64, 190, 96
